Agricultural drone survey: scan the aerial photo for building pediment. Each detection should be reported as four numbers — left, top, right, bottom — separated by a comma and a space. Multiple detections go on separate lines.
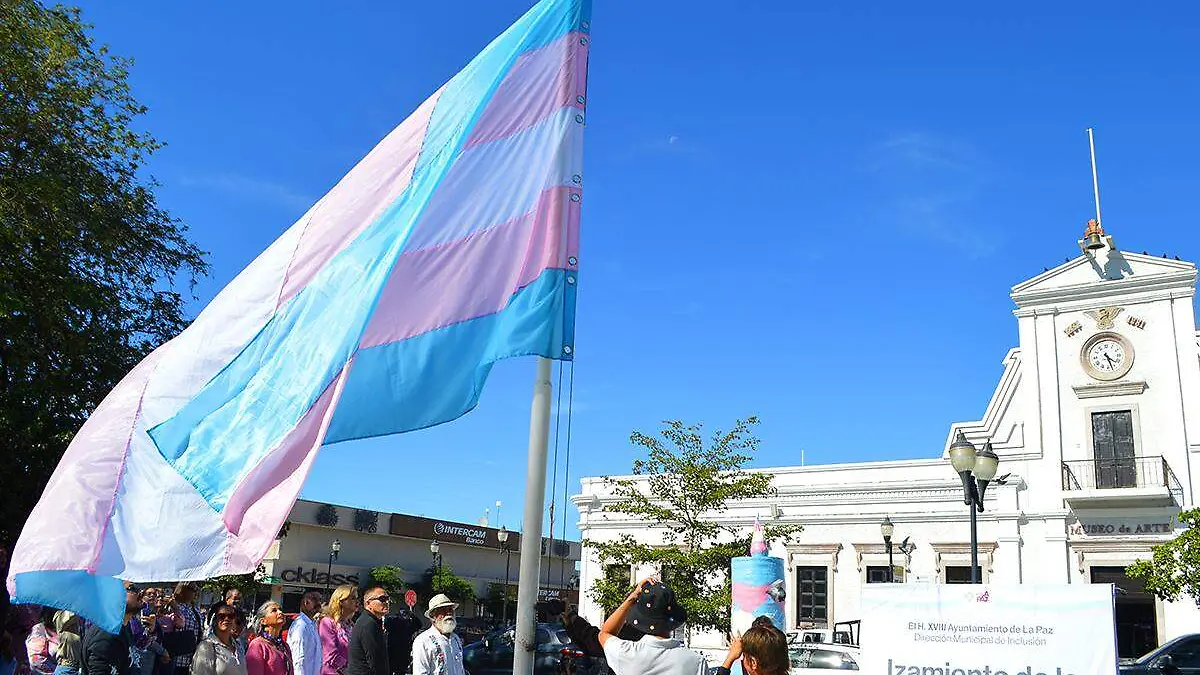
1011, 250, 1196, 310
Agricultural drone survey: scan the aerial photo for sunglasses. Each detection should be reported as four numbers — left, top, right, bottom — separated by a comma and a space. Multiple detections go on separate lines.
367, 595, 391, 604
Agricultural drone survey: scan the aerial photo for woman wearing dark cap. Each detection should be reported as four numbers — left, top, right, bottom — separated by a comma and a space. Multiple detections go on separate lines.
597, 578, 708, 675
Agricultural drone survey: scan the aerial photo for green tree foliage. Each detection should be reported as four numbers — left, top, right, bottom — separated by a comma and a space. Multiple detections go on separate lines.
415, 565, 477, 605
202, 564, 267, 600
482, 581, 518, 621
0, 0, 207, 547
585, 417, 802, 638
369, 565, 408, 599
1127, 509, 1199, 601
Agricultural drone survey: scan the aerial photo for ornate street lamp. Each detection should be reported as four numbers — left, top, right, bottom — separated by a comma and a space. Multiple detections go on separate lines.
430, 540, 443, 575
881, 516, 896, 583
498, 526, 512, 626
948, 431, 1000, 583
326, 539, 342, 590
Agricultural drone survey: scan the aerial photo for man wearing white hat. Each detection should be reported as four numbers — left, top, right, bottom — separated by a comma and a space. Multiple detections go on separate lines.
411, 594, 465, 675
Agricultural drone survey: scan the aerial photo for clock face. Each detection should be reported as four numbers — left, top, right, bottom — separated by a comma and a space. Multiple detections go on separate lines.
1079, 331, 1134, 381
1087, 339, 1126, 373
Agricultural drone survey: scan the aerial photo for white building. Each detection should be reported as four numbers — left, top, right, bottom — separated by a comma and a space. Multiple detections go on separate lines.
573, 223, 1200, 660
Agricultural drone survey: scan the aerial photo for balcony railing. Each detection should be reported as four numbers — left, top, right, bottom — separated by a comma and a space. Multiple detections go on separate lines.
1061, 455, 1183, 500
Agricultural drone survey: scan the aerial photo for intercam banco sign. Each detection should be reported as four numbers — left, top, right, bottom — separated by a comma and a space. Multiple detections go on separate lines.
861, 585, 1117, 675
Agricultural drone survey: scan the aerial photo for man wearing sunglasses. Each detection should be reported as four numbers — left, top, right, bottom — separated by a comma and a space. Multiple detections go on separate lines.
83, 582, 143, 675
347, 588, 390, 675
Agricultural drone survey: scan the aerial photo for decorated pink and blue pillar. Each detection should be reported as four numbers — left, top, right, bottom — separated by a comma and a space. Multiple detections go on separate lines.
731, 520, 786, 642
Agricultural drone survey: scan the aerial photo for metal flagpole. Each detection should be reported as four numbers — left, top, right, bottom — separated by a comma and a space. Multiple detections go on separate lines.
1087, 127, 1103, 226
513, 357, 553, 675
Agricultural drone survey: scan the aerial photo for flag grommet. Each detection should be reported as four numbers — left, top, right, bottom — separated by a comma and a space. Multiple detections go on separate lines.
574, 114, 584, 124
563, 345, 573, 355
581, 20, 590, 31
568, 256, 578, 266
572, 174, 582, 184
579, 37, 588, 46
567, 276, 576, 285
576, 95, 586, 105
570, 193, 581, 203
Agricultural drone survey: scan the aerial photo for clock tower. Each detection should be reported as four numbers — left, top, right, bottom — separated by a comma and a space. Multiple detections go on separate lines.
936, 219, 1200, 652
1005, 222, 1200, 513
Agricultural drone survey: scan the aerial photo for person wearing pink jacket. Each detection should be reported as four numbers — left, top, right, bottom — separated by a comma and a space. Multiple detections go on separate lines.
317, 587, 359, 675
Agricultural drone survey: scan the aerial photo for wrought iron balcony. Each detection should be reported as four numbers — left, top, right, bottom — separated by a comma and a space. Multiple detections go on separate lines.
1061, 456, 1183, 507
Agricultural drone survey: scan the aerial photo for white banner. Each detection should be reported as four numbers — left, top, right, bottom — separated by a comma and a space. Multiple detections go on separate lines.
861, 585, 1117, 675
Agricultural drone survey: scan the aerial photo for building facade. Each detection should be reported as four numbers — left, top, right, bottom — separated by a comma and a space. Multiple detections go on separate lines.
261, 499, 580, 617
574, 226, 1200, 659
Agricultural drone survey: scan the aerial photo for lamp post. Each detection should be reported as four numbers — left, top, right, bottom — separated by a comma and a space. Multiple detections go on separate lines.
498, 526, 512, 626
881, 516, 895, 583
326, 539, 341, 590
947, 431, 1000, 583
430, 540, 443, 575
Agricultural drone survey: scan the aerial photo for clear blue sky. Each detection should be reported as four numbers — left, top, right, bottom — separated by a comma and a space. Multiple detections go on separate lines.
73, 1, 1199, 540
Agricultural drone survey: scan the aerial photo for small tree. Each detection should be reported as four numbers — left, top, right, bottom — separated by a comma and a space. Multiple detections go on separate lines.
369, 565, 408, 599
585, 417, 801, 638
202, 564, 267, 602
1127, 509, 1198, 601
482, 582, 518, 621
415, 565, 477, 605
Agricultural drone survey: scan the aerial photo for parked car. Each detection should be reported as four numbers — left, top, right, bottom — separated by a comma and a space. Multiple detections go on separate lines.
463, 624, 591, 675
707, 645, 859, 675
789, 644, 860, 673
1119, 634, 1200, 674
789, 621, 861, 648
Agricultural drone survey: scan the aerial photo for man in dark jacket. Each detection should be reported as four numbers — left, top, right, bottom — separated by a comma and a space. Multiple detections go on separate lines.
348, 587, 390, 675
384, 603, 422, 675
84, 582, 144, 675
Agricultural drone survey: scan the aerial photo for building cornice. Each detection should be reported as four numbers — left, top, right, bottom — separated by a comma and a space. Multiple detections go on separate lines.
1011, 253, 1196, 309
575, 480, 1017, 517
930, 542, 998, 573
1012, 282, 1197, 316
1072, 381, 1148, 399
579, 458, 953, 488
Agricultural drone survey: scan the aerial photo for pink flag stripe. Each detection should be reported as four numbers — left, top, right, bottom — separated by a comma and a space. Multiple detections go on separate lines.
358, 185, 580, 349
464, 31, 588, 151
222, 361, 351, 568
400, 107, 581, 254
221, 364, 345, 535
276, 90, 443, 304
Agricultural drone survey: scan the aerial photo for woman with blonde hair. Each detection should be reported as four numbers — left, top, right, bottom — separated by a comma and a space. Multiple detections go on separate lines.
318, 586, 359, 675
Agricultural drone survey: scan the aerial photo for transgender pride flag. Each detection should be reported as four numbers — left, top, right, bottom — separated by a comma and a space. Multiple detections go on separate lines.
8, 0, 591, 631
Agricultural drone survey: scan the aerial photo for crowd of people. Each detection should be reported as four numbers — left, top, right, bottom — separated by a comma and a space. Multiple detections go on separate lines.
0, 580, 463, 675
2, 573, 790, 675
